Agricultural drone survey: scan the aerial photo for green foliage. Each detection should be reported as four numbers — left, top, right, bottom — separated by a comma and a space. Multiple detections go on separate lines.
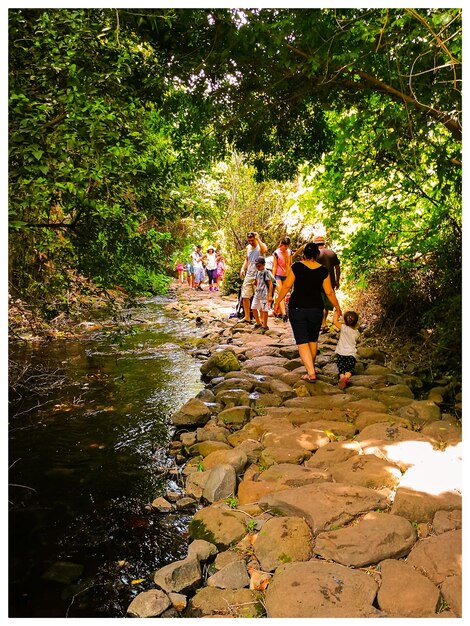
8, 7, 461, 381
225, 496, 239, 509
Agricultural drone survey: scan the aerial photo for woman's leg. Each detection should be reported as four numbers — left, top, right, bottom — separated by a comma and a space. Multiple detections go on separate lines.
297, 343, 316, 379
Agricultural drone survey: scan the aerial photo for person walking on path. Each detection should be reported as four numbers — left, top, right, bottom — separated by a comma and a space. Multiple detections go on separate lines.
215, 254, 225, 291
251, 256, 274, 332
202, 245, 218, 291
191, 245, 205, 290
313, 235, 341, 332
274, 241, 342, 382
272, 236, 292, 322
186, 258, 195, 288
332, 308, 359, 389
175, 260, 185, 284
239, 231, 268, 323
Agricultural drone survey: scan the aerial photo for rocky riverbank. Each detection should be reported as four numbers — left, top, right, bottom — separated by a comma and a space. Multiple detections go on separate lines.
127, 282, 462, 618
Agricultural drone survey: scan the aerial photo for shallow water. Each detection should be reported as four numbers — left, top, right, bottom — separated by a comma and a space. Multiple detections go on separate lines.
8, 296, 204, 617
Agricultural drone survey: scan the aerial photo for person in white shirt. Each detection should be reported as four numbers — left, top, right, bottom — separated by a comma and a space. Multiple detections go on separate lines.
191, 245, 205, 290
202, 246, 218, 291
239, 231, 267, 323
332, 309, 359, 389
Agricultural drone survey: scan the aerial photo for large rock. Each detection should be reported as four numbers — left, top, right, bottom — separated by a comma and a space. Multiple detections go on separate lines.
259, 483, 388, 535
188, 506, 247, 549
153, 558, 202, 594
217, 406, 252, 428
187, 539, 218, 562
313, 512, 417, 567
215, 389, 251, 408
406, 529, 462, 585
206, 559, 250, 589
377, 559, 440, 617
202, 448, 248, 474
200, 349, 241, 377
440, 574, 462, 617
259, 446, 311, 467
330, 455, 402, 489
397, 399, 441, 424
391, 456, 462, 522
261, 428, 330, 451
188, 587, 263, 617
242, 355, 289, 372
127, 589, 171, 617
237, 479, 290, 505
432, 509, 462, 534
305, 440, 361, 469
264, 561, 379, 617
354, 410, 411, 431
253, 516, 313, 571
258, 463, 331, 486
355, 423, 435, 468
202, 464, 237, 503
171, 398, 211, 427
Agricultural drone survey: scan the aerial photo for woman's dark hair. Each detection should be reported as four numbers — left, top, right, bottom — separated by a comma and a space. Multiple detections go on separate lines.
303, 242, 320, 260
344, 311, 359, 327
280, 236, 291, 246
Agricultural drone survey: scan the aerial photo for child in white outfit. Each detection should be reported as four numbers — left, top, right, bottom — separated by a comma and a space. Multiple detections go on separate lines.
332, 309, 359, 389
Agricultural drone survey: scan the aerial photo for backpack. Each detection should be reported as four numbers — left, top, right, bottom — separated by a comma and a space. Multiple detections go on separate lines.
262, 269, 276, 291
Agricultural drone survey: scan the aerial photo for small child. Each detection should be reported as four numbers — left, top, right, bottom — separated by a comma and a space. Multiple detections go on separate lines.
176, 261, 185, 284
332, 309, 359, 389
251, 256, 274, 332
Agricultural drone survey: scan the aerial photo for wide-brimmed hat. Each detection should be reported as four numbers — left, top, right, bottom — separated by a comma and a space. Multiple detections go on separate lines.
313, 235, 325, 244
207, 245, 215, 251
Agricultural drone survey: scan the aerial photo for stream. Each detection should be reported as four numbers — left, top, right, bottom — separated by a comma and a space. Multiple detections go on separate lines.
8, 296, 205, 617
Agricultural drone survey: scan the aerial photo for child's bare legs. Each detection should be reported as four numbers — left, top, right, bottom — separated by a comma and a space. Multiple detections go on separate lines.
261, 310, 268, 328
297, 342, 318, 379
251, 307, 261, 325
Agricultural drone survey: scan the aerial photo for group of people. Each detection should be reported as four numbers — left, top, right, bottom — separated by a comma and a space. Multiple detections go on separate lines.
175, 245, 226, 292
238, 231, 358, 390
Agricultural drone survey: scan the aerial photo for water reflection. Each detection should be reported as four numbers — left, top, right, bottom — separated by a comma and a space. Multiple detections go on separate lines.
9, 297, 204, 617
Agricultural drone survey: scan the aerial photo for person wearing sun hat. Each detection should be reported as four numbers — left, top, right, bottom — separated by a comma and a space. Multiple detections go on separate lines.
313, 235, 341, 332
202, 245, 218, 291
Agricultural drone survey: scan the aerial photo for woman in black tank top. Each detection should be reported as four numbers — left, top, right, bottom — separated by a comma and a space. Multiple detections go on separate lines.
274, 242, 342, 381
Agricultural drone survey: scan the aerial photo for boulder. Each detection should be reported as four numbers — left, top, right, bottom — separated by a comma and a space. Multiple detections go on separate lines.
217, 406, 252, 428
305, 440, 361, 469
330, 454, 402, 489
355, 423, 435, 468
206, 559, 250, 589
264, 561, 379, 617
377, 559, 440, 617
259, 483, 388, 535
187, 539, 218, 562
440, 574, 462, 617
154, 558, 202, 594
258, 462, 331, 486
391, 457, 462, 522
313, 512, 417, 567
253, 516, 313, 571
188, 506, 247, 549
171, 398, 211, 427
127, 589, 171, 618
432, 509, 462, 534
237, 479, 290, 505
202, 464, 237, 503
203, 448, 248, 475
188, 587, 263, 617
200, 349, 241, 377
406, 529, 462, 585
259, 446, 311, 467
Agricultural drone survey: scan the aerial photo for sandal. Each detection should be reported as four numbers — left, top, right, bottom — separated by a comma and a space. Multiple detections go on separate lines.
301, 373, 316, 383
338, 377, 348, 390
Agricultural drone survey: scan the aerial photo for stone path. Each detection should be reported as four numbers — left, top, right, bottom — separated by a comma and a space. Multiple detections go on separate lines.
127, 283, 462, 618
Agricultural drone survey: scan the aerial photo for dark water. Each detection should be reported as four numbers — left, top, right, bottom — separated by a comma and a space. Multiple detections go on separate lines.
8, 296, 205, 617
